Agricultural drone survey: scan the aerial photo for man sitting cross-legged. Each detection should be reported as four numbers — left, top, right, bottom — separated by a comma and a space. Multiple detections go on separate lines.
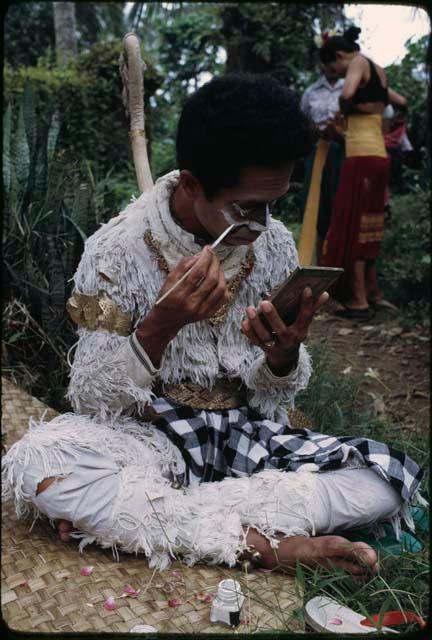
2, 73, 423, 576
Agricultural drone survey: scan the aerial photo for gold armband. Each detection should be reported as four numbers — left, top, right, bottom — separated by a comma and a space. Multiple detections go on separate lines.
66, 291, 132, 337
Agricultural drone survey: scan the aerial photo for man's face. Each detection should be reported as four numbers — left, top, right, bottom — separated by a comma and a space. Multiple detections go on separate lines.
324, 56, 347, 79
189, 163, 294, 246
322, 63, 339, 84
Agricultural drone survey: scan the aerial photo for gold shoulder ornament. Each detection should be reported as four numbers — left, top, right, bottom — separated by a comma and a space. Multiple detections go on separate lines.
66, 291, 132, 336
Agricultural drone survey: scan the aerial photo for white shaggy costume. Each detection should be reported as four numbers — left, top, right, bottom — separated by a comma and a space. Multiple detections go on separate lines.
2, 172, 423, 570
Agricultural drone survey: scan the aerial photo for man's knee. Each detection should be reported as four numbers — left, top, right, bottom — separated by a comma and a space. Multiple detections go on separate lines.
36, 476, 69, 495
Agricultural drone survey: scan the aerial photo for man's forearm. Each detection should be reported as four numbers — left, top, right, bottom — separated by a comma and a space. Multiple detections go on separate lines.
135, 309, 182, 368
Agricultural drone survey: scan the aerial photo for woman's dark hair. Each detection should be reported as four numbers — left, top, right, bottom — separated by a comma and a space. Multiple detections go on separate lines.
176, 72, 314, 200
319, 26, 361, 64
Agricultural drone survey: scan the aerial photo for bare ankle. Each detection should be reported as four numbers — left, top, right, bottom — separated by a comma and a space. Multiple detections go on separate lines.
244, 528, 283, 569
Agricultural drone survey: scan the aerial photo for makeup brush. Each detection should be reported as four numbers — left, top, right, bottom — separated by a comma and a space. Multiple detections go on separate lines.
155, 223, 236, 305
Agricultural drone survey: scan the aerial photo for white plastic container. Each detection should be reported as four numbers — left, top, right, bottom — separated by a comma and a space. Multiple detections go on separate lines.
210, 579, 245, 628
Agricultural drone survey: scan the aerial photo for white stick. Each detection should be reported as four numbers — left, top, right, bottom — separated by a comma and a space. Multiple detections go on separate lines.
155, 224, 235, 305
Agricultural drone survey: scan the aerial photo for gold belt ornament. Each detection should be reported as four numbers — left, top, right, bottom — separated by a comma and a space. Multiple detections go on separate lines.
162, 379, 247, 410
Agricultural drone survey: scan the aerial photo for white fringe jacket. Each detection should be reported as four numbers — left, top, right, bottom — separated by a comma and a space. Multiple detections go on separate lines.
67, 171, 312, 423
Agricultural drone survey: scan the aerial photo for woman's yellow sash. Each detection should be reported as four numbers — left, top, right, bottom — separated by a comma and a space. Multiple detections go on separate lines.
345, 114, 386, 158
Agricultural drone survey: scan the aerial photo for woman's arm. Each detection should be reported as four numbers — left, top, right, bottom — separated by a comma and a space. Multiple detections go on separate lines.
388, 87, 407, 108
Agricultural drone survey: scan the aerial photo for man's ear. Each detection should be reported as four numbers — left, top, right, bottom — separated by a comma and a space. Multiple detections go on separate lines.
179, 170, 203, 199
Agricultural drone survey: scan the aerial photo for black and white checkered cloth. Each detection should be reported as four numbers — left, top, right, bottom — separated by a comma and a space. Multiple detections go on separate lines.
150, 398, 423, 502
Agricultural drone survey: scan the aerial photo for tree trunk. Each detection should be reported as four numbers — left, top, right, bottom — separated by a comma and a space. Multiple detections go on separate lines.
53, 2, 78, 66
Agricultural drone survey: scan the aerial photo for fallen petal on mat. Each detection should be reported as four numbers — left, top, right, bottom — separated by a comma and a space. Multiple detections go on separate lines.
122, 584, 141, 597
168, 598, 182, 608
171, 570, 182, 578
196, 591, 212, 603
103, 596, 117, 611
80, 566, 94, 576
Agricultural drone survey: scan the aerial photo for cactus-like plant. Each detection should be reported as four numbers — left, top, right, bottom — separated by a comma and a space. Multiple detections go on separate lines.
3, 80, 97, 337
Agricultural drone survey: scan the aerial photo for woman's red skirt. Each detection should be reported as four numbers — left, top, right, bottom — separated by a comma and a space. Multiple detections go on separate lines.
321, 155, 390, 299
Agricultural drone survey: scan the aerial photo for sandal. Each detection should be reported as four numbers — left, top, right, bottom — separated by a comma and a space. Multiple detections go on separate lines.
335, 305, 374, 320
368, 298, 399, 312
304, 595, 426, 633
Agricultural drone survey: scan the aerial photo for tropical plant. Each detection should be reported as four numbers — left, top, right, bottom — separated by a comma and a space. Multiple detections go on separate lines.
2, 80, 107, 408
4, 2, 127, 68
378, 186, 430, 325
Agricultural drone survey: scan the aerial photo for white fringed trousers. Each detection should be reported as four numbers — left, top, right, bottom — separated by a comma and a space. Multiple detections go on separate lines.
3, 414, 401, 570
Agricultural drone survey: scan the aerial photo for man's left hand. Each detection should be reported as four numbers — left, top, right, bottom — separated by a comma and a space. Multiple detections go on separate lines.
241, 288, 329, 376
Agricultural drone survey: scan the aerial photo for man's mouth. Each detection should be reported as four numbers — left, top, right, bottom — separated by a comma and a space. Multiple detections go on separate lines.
223, 231, 261, 245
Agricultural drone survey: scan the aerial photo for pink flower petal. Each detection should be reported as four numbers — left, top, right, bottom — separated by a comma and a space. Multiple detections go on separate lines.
168, 598, 182, 608
122, 584, 140, 597
329, 617, 343, 626
196, 591, 212, 603
19, 580, 29, 587
80, 566, 94, 576
171, 570, 182, 578
103, 596, 117, 611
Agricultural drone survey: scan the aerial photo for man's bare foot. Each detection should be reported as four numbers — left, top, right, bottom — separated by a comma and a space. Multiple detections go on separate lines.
58, 519, 74, 542
247, 530, 378, 576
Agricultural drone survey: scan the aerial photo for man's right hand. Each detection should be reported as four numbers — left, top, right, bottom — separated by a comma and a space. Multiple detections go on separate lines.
156, 245, 231, 327
135, 246, 231, 368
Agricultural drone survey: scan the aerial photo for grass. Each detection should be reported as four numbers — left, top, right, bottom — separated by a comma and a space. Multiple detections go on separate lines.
292, 339, 429, 632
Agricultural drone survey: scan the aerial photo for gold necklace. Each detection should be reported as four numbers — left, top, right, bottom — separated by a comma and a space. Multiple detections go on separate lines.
143, 229, 255, 326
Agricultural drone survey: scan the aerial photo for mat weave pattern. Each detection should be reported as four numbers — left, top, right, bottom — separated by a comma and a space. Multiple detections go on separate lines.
1, 377, 303, 634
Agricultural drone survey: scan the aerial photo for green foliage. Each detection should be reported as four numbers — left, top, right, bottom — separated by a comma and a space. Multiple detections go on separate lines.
296, 340, 361, 434
2, 82, 118, 409
294, 340, 429, 630
147, 4, 225, 179
4, 2, 127, 67
220, 3, 345, 91
75, 2, 126, 51
4, 1, 56, 68
4, 42, 163, 181
378, 187, 430, 325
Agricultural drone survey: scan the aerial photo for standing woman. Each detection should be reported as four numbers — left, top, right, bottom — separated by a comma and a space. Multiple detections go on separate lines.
319, 27, 396, 318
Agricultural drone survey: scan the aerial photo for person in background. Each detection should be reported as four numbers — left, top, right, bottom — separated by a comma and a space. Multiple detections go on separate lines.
319, 26, 402, 318
300, 50, 345, 266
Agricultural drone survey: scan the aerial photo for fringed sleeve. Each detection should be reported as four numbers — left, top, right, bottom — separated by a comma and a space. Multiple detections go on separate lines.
66, 206, 162, 418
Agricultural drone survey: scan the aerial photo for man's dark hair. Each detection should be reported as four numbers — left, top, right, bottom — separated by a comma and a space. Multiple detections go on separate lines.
176, 72, 314, 200
319, 26, 361, 64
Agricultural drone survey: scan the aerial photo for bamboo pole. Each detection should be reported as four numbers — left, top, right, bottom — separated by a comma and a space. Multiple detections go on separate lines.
120, 32, 154, 194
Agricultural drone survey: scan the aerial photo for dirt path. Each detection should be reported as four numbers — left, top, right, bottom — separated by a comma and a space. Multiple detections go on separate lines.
308, 308, 429, 433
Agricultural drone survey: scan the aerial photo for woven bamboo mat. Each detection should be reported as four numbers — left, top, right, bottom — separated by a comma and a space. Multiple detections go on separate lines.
1, 377, 303, 634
